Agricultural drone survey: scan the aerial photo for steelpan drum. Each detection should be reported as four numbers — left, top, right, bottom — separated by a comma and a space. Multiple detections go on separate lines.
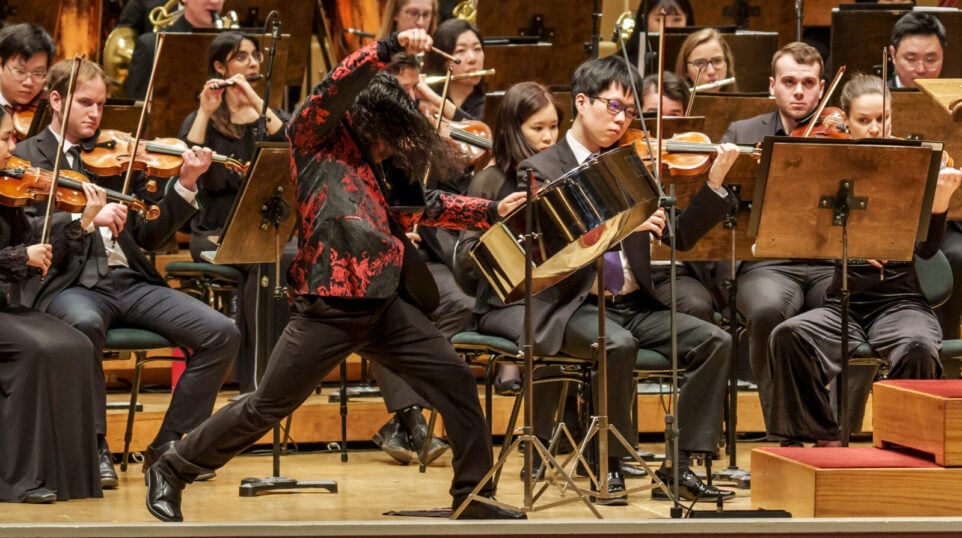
472, 144, 660, 303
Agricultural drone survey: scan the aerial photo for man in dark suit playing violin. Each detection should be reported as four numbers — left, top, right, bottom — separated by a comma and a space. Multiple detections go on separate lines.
0, 24, 55, 140
14, 58, 239, 491
473, 54, 739, 504
720, 41, 836, 437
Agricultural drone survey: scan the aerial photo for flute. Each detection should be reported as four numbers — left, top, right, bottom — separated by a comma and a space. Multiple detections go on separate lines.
209, 74, 264, 90
692, 77, 735, 92
424, 68, 496, 85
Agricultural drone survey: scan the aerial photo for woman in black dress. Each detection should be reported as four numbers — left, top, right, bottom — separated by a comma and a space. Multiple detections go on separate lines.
0, 106, 107, 503
178, 31, 291, 392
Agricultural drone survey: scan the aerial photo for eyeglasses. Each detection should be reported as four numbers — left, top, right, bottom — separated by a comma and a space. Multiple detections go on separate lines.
4, 63, 46, 83
401, 8, 432, 20
688, 56, 727, 71
589, 95, 637, 119
231, 50, 264, 64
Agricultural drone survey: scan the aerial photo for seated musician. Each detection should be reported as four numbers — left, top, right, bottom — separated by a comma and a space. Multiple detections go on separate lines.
623, 0, 695, 68
721, 42, 835, 434
125, 0, 225, 100
675, 28, 737, 93
0, 23, 54, 140
376, 0, 438, 39
454, 80, 562, 414
420, 18, 486, 122
179, 31, 291, 393
0, 106, 108, 504
142, 28, 527, 522
888, 11, 944, 89
768, 74, 962, 446
473, 54, 739, 504
14, 58, 240, 491
639, 72, 689, 117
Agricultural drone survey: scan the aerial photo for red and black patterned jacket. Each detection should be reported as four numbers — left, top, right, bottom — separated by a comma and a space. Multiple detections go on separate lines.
287, 38, 497, 299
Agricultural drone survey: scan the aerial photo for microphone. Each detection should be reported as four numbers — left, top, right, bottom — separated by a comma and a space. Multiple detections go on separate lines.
210, 74, 264, 90
343, 28, 375, 38
272, 18, 281, 42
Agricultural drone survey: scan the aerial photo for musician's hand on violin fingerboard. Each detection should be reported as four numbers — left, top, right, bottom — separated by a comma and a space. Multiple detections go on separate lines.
932, 167, 962, 214
636, 208, 666, 238
79, 183, 107, 229
707, 143, 740, 190
397, 29, 433, 55
94, 204, 128, 237
25, 243, 52, 276
177, 146, 214, 191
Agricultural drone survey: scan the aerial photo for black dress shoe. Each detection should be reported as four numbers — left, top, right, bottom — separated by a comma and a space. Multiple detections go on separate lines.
620, 463, 648, 478
652, 468, 736, 502
145, 466, 183, 522
454, 497, 527, 519
494, 377, 522, 396
372, 415, 416, 465
591, 471, 628, 506
99, 448, 118, 489
23, 487, 57, 504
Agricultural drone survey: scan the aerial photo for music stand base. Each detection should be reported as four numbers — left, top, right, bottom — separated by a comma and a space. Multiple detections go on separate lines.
239, 476, 338, 497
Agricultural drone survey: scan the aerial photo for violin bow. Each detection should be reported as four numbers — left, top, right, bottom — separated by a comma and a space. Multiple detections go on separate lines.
121, 32, 167, 196
685, 66, 705, 117
40, 54, 84, 245
881, 46, 889, 138
800, 65, 846, 138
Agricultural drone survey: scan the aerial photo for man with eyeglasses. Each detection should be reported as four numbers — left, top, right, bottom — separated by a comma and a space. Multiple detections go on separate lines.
474, 54, 739, 504
888, 11, 945, 89
0, 24, 54, 140
126, 0, 225, 99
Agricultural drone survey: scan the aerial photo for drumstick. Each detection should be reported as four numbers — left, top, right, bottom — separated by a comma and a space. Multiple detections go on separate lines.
431, 47, 461, 64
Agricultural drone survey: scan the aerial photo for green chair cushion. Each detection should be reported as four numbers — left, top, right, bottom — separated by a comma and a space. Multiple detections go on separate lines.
164, 261, 243, 283
105, 328, 175, 351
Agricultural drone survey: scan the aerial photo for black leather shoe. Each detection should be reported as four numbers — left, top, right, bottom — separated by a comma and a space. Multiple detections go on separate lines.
652, 469, 736, 502
620, 463, 648, 478
405, 413, 449, 466
145, 466, 183, 522
373, 415, 416, 465
494, 377, 522, 396
454, 497, 527, 519
23, 487, 57, 504
99, 448, 118, 489
591, 471, 628, 506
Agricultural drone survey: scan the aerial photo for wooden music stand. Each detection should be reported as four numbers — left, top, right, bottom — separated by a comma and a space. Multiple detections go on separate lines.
224, 0, 313, 87
476, 2, 592, 91
831, 8, 962, 84
748, 135, 940, 445
145, 32, 289, 139
691, 92, 777, 142
915, 78, 962, 123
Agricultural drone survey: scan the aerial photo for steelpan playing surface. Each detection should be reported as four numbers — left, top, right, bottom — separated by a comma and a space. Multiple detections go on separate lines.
472, 145, 660, 303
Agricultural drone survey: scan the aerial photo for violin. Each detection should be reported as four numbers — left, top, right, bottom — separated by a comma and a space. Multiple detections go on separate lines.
80, 129, 250, 179
418, 102, 493, 168
621, 129, 761, 176
790, 106, 851, 139
0, 156, 160, 219
12, 101, 38, 141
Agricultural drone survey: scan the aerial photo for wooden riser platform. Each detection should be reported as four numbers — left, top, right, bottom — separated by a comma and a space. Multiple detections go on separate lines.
752, 447, 962, 517
104, 385, 873, 456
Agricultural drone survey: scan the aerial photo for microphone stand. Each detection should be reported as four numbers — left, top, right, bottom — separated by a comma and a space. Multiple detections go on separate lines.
795, 0, 804, 42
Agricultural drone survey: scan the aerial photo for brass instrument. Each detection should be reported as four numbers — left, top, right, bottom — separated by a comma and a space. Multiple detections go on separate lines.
613, 11, 636, 43
149, 0, 183, 32
424, 68, 495, 85
102, 26, 136, 97
452, 0, 477, 24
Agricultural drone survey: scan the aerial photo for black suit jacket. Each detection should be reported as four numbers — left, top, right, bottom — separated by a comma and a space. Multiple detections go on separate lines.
721, 111, 783, 145
13, 128, 198, 311
476, 138, 736, 355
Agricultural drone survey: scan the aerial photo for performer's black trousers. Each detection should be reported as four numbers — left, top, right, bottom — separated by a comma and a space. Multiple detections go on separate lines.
159, 294, 494, 501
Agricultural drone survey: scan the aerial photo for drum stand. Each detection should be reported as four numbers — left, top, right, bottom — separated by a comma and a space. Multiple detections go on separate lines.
452, 172, 601, 518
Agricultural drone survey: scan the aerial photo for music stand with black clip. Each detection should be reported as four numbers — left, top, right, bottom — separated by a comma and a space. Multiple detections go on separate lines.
201, 141, 337, 496
748, 135, 941, 446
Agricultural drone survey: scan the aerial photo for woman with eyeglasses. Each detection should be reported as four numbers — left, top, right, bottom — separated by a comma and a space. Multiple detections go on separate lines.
377, 0, 438, 39
676, 28, 737, 93
178, 31, 291, 392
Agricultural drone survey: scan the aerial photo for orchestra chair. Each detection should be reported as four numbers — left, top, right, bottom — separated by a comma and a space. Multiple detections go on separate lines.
162, 261, 243, 315
102, 327, 190, 471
